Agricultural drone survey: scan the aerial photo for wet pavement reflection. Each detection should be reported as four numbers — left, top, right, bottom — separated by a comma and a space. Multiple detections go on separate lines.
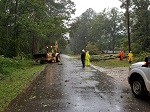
5, 54, 150, 112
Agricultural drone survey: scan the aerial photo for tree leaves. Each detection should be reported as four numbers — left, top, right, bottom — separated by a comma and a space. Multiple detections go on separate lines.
69, 8, 124, 54
0, 0, 75, 57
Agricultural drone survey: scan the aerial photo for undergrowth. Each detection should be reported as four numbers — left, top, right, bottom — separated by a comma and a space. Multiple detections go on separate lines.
0, 56, 46, 111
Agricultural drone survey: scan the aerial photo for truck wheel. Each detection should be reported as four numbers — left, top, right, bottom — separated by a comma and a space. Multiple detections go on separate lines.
40, 60, 45, 64
56, 56, 60, 62
131, 77, 148, 98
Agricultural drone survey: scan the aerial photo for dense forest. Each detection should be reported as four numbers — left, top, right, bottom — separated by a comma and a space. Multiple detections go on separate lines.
69, 0, 150, 54
0, 0, 149, 58
0, 0, 75, 58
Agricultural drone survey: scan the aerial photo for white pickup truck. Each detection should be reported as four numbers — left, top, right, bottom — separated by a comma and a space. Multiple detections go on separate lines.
128, 56, 150, 98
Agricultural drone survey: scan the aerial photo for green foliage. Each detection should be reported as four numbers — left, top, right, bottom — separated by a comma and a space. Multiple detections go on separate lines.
91, 52, 149, 68
0, 56, 33, 80
0, 57, 46, 111
131, 43, 142, 54
69, 8, 97, 54
69, 8, 125, 54
0, 0, 75, 57
92, 58, 131, 68
120, 0, 150, 53
69, 0, 149, 55
133, 51, 150, 62
120, 37, 128, 52
0, 56, 19, 78
86, 42, 100, 55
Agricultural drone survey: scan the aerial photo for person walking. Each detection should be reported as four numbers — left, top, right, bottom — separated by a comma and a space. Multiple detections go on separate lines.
128, 51, 133, 63
81, 49, 85, 67
85, 51, 90, 67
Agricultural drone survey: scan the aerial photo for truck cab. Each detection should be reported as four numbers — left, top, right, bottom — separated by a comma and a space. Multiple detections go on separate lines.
128, 56, 150, 98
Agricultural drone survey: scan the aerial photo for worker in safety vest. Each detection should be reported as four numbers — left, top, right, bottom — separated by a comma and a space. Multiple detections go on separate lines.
128, 51, 133, 63
85, 51, 90, 66
119, 50, 124, 60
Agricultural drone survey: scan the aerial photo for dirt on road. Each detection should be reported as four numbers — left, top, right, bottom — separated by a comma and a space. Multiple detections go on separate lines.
91, 65, 129, 87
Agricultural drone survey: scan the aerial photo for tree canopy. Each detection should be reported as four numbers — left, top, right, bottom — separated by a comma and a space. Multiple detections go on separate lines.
69, 8, 125, 54
69, 0, 150, 54
0, 0, 75, 57
0, 0, 149, 56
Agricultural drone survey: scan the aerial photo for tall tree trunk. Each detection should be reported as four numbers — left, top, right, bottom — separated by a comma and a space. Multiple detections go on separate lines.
13, 0, 19, 57
126, 0, 131, 52
32, 33, 39, 55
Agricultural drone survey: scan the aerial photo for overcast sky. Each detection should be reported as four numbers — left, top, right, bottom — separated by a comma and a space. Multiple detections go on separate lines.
71, 0, 123, 17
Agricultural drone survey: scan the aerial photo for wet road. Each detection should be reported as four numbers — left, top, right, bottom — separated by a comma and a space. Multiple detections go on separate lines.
5, 54, 150, 112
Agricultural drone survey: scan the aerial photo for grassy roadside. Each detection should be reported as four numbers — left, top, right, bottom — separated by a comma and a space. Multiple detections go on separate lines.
0, 59, 46, 112
91, 54, 144, 68
71, 54, 140, 68
92, 58, 131, 68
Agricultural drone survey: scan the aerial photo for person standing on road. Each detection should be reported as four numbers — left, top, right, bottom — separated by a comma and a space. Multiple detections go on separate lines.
81, 49, 85, 68
85, 51, 90, 66
128, 51, 133, 63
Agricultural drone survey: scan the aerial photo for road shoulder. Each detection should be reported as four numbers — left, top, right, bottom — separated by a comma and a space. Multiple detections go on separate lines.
91, 64, 129, 87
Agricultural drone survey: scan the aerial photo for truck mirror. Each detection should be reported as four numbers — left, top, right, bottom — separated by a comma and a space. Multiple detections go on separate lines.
145, 56, 150, 67
143, 57, 148, 67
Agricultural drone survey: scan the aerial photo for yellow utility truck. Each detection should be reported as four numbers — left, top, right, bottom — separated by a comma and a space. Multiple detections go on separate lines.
33, 41, 60, 64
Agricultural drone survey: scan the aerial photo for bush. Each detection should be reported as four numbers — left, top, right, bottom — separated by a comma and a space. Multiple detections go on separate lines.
0, 58, 46, 112
133, 51, 149, 62
0, 56, 32, 80
86, 42, 101, 55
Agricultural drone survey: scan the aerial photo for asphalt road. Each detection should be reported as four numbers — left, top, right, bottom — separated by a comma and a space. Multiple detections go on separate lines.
5, 54, 150, 112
